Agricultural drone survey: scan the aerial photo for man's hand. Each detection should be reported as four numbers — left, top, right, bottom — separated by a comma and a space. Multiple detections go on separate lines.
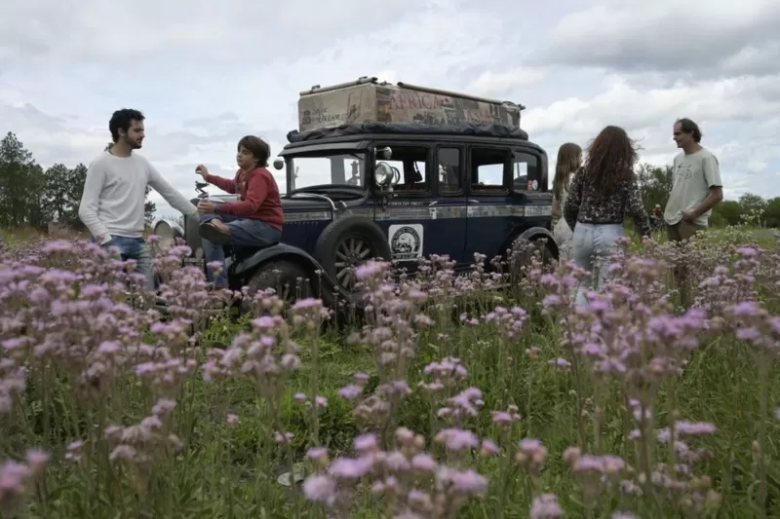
681, 209, 698, 223
195, 164, 210, 179
198, 199, 217, 215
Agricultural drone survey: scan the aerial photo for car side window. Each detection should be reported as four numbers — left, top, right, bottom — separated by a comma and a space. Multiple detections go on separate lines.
512, 150, 542, 192
437, 147, 462, 194
345, 158, 365, 187
375, 145, 429, 193
470, 147, 510, 192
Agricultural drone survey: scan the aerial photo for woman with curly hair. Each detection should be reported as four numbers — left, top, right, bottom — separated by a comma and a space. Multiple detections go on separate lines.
564, 125, 651, 306
551, 142, 582, 261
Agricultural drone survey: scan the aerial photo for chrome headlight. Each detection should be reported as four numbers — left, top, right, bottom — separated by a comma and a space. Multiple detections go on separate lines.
375, 161, 394, 187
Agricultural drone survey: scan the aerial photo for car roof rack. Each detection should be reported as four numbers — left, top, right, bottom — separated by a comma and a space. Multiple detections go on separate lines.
297, 76, 524, 135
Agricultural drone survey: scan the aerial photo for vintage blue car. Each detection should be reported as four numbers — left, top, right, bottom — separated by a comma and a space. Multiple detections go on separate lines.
151, 79, 558, 308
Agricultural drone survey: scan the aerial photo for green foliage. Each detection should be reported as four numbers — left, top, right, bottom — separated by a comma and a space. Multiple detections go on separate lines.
635, 162, 674, 211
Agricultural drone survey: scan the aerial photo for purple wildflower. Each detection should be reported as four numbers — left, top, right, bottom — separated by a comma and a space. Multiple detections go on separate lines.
530, 493, 564, 519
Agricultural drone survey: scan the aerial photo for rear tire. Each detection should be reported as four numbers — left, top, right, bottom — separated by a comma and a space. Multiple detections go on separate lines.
508, 235, 556, 281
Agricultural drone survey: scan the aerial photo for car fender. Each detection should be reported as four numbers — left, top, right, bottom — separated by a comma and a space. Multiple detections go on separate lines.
151, 218, 184, 238
232, 243, 348, 301
233, 243, 322, 277
506, 226, 559, 260
150, 218, 185, 256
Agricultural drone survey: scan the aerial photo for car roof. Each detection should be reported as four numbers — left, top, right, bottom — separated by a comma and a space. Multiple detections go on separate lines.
281, 123, 545, 155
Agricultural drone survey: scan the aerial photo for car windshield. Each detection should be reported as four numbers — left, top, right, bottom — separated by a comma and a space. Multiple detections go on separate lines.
288, 151, 367, 193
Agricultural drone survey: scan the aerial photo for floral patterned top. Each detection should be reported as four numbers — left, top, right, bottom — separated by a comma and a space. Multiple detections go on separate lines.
563, 169, 651, 237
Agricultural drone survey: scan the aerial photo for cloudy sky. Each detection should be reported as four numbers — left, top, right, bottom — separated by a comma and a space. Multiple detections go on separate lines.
1, 0, 779, 219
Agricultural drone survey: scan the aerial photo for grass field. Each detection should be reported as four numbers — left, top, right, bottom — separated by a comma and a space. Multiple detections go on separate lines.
1, 224, 780, 519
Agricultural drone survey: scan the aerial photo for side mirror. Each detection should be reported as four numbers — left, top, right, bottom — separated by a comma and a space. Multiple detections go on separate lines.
273, 158, 285, 171
375, 147, 392, 160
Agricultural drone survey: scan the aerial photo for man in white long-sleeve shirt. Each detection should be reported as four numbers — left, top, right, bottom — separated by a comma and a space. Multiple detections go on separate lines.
78, 108, 198, 290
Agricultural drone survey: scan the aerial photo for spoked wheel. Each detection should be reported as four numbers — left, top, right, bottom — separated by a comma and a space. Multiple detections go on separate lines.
334, 235, 376, 292
313, 216, 394, 302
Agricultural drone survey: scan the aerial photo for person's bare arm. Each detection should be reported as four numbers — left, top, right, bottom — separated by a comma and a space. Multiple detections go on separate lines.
692, 186, 723, 218
688, 154, 724, 219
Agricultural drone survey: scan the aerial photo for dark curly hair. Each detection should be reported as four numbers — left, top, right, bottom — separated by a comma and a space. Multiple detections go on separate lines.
583, 125, 639, 199
237, 135, 270, 167
109, 108, 145, 143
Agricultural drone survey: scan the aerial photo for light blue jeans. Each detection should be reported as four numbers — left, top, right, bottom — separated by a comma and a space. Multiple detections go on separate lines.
199, 214, 282, 288
571, 223, 624, 307
100, 235, 155, 291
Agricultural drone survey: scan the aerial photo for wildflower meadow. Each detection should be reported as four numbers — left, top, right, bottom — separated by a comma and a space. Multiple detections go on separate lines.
1, 226, 779, 519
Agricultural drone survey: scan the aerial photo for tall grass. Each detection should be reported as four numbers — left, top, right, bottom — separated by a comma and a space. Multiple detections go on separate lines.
0, 227, 779, 518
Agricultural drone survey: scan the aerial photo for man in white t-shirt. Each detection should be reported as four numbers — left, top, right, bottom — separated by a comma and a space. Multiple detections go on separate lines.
663, 117, 724, 307
78, 109, 198, 290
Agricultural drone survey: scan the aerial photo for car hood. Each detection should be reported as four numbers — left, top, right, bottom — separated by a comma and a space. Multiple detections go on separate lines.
194, 194, 351, 214
281, 197, 334, 212
191, 195, 336, 213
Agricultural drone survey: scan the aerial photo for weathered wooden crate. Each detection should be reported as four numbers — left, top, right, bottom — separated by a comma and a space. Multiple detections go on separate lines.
298, 77, 523, 133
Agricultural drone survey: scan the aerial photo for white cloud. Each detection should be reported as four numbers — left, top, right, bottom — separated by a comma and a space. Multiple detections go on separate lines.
536, 0, 780, 77
467, 68, 548, 97
0, 0, 778, 222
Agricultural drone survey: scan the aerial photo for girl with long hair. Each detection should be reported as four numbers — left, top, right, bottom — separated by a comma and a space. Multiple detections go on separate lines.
563, 125, 651, 306
551, 142, 582, 260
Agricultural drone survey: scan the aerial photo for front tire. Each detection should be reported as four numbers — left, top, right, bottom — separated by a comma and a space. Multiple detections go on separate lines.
240, 260, 314, 314
313, 216, 392, 296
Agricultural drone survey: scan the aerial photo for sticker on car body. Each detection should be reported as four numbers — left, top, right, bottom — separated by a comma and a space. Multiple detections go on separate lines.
389, 224, 423, 261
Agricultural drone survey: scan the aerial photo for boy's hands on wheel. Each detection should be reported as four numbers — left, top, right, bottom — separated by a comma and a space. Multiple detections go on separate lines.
197, 200, 217, 215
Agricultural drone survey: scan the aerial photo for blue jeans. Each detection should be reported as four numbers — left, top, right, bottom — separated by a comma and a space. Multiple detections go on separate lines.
100, 235, 155, 291
571, 223, 624, 307
199, 214, 282, 288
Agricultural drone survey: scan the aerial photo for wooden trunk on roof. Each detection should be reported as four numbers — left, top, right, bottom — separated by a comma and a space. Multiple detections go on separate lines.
297, 77, 523, 133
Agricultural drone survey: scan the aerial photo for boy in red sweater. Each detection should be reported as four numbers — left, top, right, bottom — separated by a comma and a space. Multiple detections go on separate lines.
195, 135, 283, 288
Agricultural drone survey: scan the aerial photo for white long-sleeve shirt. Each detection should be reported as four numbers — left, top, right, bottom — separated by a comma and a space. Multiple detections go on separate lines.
78, 151, 198, 244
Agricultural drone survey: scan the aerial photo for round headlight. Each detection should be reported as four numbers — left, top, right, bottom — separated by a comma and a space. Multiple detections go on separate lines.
375, 161, 393, 186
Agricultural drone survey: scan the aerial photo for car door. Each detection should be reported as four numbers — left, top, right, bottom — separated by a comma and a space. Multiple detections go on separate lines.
511, 146, 553, 225
429, 144, 468, 269
464, 145, 514, 262
372, 142, 435, 272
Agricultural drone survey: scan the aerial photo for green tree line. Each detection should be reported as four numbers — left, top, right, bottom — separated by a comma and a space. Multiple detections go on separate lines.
0, 132, 155, 232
